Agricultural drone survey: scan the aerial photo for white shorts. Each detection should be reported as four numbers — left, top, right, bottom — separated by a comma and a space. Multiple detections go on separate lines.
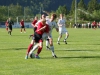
59, 27, 68, 35
42, 33, 52, 40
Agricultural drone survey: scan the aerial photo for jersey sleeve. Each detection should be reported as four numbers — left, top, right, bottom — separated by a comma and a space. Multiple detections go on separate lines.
54, 22, 58, 28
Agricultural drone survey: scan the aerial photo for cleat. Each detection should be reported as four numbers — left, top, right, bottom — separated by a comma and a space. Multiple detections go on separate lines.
46, 46, 50, 50
53, 55, 57, 58
63, 40, 67, 44
57, 42, 60, 45
25, 55, 28, 59
35, 55, 40, 59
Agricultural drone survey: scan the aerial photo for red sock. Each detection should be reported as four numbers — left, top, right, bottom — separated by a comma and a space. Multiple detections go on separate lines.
37, 47, 42, 55
27, 44, 33, 55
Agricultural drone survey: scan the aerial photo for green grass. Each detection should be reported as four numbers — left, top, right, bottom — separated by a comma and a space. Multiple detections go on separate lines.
0, 28, 100, 75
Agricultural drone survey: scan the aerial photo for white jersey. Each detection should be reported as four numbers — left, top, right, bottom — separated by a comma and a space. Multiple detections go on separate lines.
57, 18, 68, 34
46, 19, 58, 35
42, 19, 58, 40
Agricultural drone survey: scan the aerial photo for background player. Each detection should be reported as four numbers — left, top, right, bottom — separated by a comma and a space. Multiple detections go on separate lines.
57, 14, 69, 45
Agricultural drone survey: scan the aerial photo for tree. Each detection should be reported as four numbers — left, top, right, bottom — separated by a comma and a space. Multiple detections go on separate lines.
70, 0, 76, 14
77, 0, 87, 20
78, 0, 86, 10
87, 0, 99, 13
56, 5, 69, 16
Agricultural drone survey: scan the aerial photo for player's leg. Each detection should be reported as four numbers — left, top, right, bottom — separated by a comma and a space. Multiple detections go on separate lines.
25, 39, 34, 59
24, 26, 26, 33
29, 43, 39, 58
35, 40, 43, 59
20, 26, 22, 33
57, 33, 62, 45
57, 28, 62, 45
46, 38, 50, 50
63, 32, 69, 44
8, 26, 12, 35
49, 38, 57, 58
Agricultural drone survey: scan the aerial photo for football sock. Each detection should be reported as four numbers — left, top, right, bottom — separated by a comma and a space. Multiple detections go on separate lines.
58, 37, 60, 42
29, 44, 38, 54
64, 36, 68, 41
9, 31, 11, 35
37, 46, 42, 55
50, 46, 55, 56
27, 44, 33, 55
46, 39, 49, 47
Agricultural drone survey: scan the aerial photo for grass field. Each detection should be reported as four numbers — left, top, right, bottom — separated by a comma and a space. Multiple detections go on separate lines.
0, 28, 100, 75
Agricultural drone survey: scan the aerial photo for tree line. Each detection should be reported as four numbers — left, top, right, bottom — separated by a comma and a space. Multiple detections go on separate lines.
0, 0, 100, 24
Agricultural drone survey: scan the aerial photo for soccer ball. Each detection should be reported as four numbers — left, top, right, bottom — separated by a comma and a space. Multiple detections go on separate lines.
29, 53, 35, 58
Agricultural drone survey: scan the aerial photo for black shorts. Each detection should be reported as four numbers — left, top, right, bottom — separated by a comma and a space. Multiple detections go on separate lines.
34, 27, 37, 32
21, 25, 25, 28
33, 32, 42, 43
8, 26, 12, 31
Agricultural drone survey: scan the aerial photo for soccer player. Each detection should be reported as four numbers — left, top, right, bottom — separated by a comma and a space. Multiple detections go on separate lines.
31, 16, 38, 32
25, 18, 49, 59
42, 14, 59, 58
26, 14, 46, 58
8, 18, 14, 36
57, 14, 69, 45
92, 20, 97, 29
20, 19, 26, 33
5, 19, 8, 31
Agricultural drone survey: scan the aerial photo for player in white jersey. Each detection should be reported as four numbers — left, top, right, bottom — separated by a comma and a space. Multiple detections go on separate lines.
44, 14, 59, 58
57, 14, 69, 45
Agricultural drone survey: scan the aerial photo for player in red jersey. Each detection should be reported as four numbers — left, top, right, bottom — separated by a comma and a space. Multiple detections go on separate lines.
92, 20, 97, 29
20, 19, 26, 33
25, 18, 49, 59
31, 16, 38, 32
5, 19, 8, 31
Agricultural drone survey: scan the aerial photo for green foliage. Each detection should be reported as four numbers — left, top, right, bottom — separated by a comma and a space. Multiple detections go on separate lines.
70, 0, 75, 14
56, 5, 69, 16
87, 0, 99, 13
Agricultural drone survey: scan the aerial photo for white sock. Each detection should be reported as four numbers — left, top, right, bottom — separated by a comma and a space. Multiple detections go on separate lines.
50, 46, 55, 56
58, 37, 60, 42
29, 44, 38, 55
46, 40, 49, 47
64, 36, 68, 41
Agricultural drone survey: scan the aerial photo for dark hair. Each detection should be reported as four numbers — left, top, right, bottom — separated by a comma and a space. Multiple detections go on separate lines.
52, 14, 57, 19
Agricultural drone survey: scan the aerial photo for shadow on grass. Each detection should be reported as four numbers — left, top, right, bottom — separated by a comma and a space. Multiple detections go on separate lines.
0, 48, 27, 50
56, 49, 95, 52
58, 56, 100, 59
41, 56, 100, 59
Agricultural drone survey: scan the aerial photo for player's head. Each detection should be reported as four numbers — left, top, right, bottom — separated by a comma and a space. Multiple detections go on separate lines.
8, 17, 11, 21
21, 19, 24, 21
60, 14, 64, 18
51, 13, 57, 20
41, 14, 46, 19
35, 16, 38, 20
41, 18, 46, 25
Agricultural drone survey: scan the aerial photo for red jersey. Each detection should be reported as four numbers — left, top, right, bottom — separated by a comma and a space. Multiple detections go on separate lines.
45, 24, 49, 33
36, 22, 46, 35
92, 21, 97, 26
20, 21, 24, 26
5, 21, 8, 26
32, 20, 38, 27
